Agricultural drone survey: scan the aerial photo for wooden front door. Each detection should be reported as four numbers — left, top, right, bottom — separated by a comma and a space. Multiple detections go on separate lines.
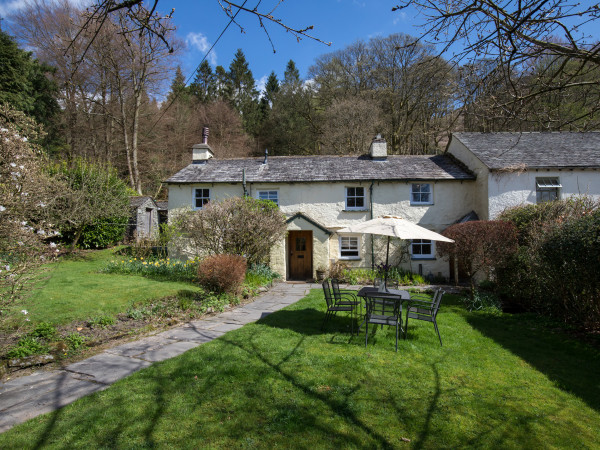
288, 230, 313, 280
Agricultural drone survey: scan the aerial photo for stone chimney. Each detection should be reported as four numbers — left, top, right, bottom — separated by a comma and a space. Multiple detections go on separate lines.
192, 127, 214, 164
369, 134, 387, 160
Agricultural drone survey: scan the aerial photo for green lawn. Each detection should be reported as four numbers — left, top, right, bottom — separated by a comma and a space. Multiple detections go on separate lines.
1, 290, 599, 448
21, 249, 201, 325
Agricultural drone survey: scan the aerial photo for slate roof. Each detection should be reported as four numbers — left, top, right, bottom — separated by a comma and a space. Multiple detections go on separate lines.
155, 201, 168, 210
452, 132, 600, 170
165, 154, 474, 184
129, 196, 156, 209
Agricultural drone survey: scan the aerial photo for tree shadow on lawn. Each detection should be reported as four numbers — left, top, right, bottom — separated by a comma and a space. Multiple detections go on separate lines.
466, 312, 600, 413
258, 307, 357, 337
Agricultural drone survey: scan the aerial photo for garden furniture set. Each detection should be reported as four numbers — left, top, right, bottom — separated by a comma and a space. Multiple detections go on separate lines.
322, 279, 445, 351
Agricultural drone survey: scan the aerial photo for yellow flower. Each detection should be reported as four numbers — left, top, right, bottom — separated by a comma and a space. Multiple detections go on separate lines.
141, 257, 144, 260
129, 260, 132, 263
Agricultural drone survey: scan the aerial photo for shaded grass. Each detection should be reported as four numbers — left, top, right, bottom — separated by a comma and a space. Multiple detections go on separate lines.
19, 249, 202, 325
1, 290, 599, 448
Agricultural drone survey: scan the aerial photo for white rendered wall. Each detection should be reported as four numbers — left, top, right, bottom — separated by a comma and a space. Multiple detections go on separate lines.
168, 178, 476, 279
488, 170, 600, 219
446, 138, 490, 219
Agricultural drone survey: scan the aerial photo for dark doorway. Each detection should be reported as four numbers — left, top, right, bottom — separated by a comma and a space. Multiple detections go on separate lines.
288, 230, 313, 280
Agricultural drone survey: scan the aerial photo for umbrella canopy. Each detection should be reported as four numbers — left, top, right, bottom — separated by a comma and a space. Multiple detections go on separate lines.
338, 216, 454, 243
338, 216, 454, 286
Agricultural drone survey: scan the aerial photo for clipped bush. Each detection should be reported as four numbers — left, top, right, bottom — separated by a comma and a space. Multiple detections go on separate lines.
197, 254, 247, 294
539, 209, 600, 329
497, 197, 600, 327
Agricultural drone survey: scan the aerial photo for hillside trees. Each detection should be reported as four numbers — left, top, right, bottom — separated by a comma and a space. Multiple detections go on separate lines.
11, 0, 177, 194
397, 0, 600, 130
309, 34, 455, 154
0, 30, 59, 141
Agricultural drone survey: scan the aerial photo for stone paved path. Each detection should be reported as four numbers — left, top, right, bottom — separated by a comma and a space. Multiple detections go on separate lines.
0, 282, 321, 433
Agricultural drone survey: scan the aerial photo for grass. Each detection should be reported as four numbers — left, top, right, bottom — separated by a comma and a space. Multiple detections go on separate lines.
17, 248, 202, 325
1, 290, 599, 448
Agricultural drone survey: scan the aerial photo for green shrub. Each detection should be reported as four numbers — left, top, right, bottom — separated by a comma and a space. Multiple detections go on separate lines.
74, 217, 128, 249
197, 254, 247, 294
462, 290, 502, 313
30, 322, 57, 340
65, 332, 86, 350
7, 336, 49, 358
539, 209, 600, 328
498, 197, 600, 328
88, 315, 116, 329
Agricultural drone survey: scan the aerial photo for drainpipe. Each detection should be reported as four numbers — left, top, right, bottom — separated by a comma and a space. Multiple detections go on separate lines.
369, 180, 375, 270
242, 169, 248, 197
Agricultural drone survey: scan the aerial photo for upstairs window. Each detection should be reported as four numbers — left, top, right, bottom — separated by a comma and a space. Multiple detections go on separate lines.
339, 236, 360, 259
411, 239, 434, 259
411, 183, 433, 205
194, 188, 210, 210
258, 190, 279, 206
536, 177, 561, 203
346, 187, 366, 210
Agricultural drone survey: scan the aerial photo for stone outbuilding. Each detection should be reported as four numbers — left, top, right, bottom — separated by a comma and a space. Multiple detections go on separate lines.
128, 196, 159, 241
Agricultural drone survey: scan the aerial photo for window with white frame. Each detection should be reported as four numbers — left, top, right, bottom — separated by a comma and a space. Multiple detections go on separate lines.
345, 187, 366, 210
258, 190, 279, 205
339, 236, 360, 259
194, 188, 210, 209
536, 177, 561, 203
411, 239, 434, 258
411, 183, 433, 205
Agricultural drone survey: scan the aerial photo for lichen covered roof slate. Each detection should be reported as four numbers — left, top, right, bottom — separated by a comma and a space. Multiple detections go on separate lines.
165, 154, 474, 184
452, 132, 600, 170
129, 196, 156, 208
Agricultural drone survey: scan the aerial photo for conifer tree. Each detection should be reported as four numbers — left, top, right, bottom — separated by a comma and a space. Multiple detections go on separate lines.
190, 60, 216, 103
167, 66, 189, 102
227, 49, 260, 136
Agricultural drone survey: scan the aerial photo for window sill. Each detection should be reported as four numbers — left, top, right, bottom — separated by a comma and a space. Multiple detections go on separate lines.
342, 209, 369, 213
410, 203, 433, 206
411, 257, 436, 261
339, 257, 361, 260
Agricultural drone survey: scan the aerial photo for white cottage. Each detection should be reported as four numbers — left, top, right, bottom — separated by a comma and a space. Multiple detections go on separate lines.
166, 136, 476, 281
447, 132, 600, 219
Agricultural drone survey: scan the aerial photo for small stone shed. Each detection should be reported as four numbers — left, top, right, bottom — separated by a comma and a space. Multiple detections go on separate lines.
128, 196, 159, 241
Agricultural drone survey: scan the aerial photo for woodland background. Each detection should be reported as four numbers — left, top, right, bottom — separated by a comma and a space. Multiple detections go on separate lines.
2, 0, 600, 198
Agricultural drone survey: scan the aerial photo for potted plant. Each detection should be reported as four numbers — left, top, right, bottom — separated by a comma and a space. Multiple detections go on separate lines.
315, 265, 327, 281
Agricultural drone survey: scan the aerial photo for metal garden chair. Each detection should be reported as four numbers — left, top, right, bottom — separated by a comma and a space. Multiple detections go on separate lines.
364, 294, 403, 352
322, 279, 356, 334
404, 289, 445, 346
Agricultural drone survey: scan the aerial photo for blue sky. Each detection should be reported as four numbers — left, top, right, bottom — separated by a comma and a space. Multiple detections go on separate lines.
173, 0, 424, 92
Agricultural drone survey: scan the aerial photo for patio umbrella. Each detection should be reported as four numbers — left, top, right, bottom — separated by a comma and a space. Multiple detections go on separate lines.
338, 215, 454, 285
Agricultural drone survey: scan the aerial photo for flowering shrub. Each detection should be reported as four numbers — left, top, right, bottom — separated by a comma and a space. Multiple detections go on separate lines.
101, 257, 199, 283
0, 104, 63, 312
197, 254, 247, 294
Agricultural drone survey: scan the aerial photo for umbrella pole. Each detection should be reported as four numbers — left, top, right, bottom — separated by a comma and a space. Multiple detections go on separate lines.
385, 236, 390, 289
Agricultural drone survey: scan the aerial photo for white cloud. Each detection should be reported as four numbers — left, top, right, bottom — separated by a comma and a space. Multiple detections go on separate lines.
0, 0, 28, 17
186, 32, 217, 66
256, 74, 268, 96
392, 11, 407, 26
0, 0, 90, 17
